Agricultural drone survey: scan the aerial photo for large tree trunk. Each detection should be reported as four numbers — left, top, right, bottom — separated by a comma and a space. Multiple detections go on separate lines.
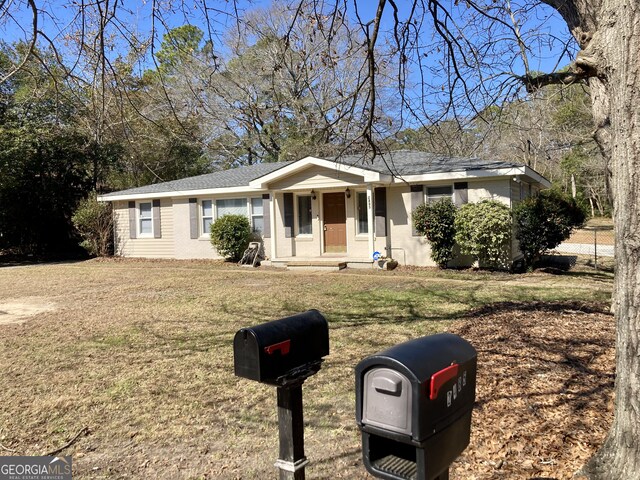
577, 0, 640, 478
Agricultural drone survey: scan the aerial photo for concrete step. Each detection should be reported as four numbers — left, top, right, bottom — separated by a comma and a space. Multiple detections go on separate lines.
283, 260, 347, 271
265, 258, 374, 271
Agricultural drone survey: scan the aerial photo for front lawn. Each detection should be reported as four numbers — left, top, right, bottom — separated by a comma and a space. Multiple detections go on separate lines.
0, 259, 614, 479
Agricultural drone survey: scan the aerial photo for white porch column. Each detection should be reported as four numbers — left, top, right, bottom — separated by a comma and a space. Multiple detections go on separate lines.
366, 183, 375, 258
269, 191, 277, 260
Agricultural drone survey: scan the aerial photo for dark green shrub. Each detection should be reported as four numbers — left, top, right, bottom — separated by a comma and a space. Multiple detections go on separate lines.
210, 214, 251, 261
71, 193, 113, 256
454, 200, 512, 269
514, 190, 586, 268
412, 198, 457, 268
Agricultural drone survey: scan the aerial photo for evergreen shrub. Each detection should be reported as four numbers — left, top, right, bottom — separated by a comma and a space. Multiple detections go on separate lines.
454, 200, 512, 269
514, 190, 586, 268
210, 214, 252, 261
412, 198, 457, 268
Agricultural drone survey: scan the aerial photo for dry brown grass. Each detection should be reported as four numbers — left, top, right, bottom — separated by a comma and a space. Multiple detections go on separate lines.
0, 259, 614, 479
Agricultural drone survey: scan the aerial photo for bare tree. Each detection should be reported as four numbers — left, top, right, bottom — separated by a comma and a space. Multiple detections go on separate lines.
162, 2, 391, 165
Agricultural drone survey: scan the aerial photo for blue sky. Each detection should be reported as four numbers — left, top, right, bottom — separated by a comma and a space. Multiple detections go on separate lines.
1, 0, 576, 123
1, 0, 574, 74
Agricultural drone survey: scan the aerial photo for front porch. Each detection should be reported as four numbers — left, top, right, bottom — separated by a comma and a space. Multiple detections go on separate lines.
251, 157, 384, 266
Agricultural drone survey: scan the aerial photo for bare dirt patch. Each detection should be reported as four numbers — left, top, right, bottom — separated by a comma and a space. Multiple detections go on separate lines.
0, 299, 56, 325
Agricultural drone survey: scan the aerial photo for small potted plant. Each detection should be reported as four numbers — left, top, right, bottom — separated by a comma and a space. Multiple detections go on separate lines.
376, 255, 398, 271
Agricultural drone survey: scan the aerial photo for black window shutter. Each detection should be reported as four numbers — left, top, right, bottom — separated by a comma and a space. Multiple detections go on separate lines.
128, 201, 137, 239
410, 185, 424, 236
152, 199, 162, 238
375, 187, 387, 237
283, 193, 294, 238
189, 198, 198, 239
262, 194, 271, 238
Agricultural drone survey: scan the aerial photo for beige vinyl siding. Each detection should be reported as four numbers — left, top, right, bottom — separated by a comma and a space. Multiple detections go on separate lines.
384, 180, 511, 267
269, 165, 364, 191
113, 199, 175, 258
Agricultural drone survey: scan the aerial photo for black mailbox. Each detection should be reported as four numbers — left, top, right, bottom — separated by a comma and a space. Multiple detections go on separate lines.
234, 309, 329, 386
234, 310, 330, 479
355, 333, 477, 480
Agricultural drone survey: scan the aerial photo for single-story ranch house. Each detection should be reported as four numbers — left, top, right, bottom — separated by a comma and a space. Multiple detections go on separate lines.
97, 150, 550, 268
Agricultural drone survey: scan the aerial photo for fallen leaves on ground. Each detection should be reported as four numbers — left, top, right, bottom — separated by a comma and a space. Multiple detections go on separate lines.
450, 301, 615, 480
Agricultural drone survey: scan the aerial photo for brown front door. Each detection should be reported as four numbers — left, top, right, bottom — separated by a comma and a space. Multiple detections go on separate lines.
323, 192, 347, 253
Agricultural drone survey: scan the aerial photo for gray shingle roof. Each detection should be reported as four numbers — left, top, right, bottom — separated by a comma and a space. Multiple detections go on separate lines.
99, 161, 293, 198
100, 151, 522, 198
334, 150, 519, 176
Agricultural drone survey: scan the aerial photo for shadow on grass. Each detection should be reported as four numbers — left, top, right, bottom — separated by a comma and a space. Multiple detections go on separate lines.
311, 445, 362, 466
458, 300, 610, 318
538, 254, 615, 275
455, 300, 614, 418
0, 257, 88, 268
540, 269, 615, 282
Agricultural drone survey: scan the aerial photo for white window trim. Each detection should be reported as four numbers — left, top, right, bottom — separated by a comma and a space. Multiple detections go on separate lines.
212, 197, 249, 226
200, 199, 213, 238
250, 197, 264, 235
425, 184, 454, 203
296, 194, 313, 237
354, 190, 370, 236
200, 197, 265, 238
137, 201, 154, 238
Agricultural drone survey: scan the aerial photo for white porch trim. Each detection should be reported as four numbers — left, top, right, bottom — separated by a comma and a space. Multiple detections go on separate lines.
248, 156, 392, 189
269, 191, 277, 261
366, 184, 375, 259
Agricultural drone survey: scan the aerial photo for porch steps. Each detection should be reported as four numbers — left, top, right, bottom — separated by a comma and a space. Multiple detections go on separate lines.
271, 260, 347, 271
265, 258, 374, 271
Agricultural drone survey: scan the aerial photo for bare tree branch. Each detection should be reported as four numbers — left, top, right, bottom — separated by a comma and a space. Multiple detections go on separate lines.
0, 0, 37, 85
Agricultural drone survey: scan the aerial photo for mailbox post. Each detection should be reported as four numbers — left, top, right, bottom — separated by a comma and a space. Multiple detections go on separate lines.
355, 333, 477, 480
234, 310, 329, 479
275, 382, 307, 480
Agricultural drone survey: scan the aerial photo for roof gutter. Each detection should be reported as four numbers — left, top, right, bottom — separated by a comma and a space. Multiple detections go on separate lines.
394, 166, 551, 188
96, 185, 267, 202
